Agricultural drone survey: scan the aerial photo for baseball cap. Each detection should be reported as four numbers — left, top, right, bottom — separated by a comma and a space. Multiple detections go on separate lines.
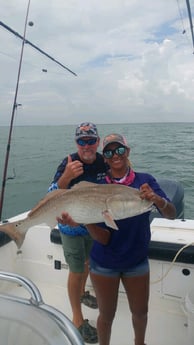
102, 133, 129, 151
75, 122, 98, 140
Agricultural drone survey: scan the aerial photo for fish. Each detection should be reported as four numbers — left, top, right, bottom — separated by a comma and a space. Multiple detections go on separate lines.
0, 181, 153, 248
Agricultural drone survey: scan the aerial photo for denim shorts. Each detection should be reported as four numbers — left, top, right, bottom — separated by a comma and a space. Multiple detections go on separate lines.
89, 257, 149, 277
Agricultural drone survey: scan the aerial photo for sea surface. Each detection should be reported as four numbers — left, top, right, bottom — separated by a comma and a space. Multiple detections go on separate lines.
0, 123, 193, 220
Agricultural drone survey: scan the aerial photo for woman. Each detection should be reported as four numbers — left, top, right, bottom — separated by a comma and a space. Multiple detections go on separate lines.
58, 133, 176, 345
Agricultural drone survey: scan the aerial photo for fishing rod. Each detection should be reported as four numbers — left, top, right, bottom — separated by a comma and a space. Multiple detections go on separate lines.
0, 21, 77, 76
185, 0, 194, 52
0, 1, 77, 221
0, 0, 32, 221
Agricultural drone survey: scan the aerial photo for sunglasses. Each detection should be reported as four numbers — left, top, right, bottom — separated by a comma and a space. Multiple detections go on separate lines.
77, 138, 97, 146
103, 146, 126, 159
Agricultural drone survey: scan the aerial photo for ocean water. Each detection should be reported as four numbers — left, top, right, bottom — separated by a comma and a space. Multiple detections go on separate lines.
0, 122, 193, 220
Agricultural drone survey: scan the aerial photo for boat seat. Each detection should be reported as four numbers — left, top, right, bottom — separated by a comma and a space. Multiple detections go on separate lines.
0, 271, 84, 345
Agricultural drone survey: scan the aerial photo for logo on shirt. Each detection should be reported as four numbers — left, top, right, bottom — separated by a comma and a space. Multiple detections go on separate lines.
96, 172, 106, 181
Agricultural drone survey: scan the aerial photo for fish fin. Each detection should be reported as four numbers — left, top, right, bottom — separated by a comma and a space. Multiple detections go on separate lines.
70, 181, 98, 189
102, 210, 118, 230
29, 189, 66, 217
0, 222, 25, 249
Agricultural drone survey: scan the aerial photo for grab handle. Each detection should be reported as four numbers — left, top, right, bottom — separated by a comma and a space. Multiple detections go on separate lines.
0, 270, 43, 305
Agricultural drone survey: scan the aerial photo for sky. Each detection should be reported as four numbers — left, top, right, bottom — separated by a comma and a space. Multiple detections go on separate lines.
0, 0, 194, 125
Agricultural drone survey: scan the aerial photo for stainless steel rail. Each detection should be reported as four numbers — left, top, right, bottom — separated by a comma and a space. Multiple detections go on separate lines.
0, 271, 43, 305
0, 271, 84, 345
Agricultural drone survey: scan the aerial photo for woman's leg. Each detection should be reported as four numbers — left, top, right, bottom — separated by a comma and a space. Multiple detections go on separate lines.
122, 272, 150, 345
90, 271, 120, 345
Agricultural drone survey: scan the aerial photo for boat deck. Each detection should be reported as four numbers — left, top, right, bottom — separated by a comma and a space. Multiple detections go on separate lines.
1, 218, 194, 345
0, 269, 189, 345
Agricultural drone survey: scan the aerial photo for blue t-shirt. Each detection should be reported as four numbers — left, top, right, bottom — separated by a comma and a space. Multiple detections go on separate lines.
48, 152, 108, 236
90, 172, 171, 268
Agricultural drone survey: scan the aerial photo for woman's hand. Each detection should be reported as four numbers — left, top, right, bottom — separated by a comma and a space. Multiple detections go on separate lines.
140, 183, 158, 203
140, 183, 176, 219
57, 211, 79, 227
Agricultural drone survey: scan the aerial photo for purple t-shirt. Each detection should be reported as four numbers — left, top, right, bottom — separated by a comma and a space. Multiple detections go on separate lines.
90, 172, 170, 269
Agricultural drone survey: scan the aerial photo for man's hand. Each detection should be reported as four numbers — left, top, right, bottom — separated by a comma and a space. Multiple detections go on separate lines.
57, 155, 84, 188
65, 155, 84, 180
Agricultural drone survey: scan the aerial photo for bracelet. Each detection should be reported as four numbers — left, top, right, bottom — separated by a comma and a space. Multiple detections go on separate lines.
159, 198, 168, 210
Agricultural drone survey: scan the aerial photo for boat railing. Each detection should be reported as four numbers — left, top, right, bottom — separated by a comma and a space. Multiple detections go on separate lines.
0, 271, 84, 345
0, 271, 43, 304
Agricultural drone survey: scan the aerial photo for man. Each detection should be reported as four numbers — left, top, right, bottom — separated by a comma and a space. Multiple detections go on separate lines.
48, 122, 108, 343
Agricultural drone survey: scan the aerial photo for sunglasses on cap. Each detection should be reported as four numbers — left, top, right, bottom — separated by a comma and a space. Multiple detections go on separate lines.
77, 138, 97, 146
103, 146, 126, 159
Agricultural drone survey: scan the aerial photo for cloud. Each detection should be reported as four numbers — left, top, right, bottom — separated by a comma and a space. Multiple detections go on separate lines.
0, 0, 194, 125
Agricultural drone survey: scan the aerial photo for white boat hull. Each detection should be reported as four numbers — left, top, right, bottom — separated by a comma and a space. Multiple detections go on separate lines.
0, 216, 194, 345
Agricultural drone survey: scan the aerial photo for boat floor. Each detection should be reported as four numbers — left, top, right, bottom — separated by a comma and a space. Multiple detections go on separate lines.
3, 276, 189, 345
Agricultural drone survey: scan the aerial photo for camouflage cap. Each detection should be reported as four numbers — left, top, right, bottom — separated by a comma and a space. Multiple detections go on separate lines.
75, 122, 98, 140
102, 133, 129, 150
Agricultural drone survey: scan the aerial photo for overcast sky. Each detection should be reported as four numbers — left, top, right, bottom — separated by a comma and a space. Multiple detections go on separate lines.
0, 0, 194, 125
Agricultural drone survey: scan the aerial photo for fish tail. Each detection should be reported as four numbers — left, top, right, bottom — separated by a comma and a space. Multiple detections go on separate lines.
0, 222, 25, 249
